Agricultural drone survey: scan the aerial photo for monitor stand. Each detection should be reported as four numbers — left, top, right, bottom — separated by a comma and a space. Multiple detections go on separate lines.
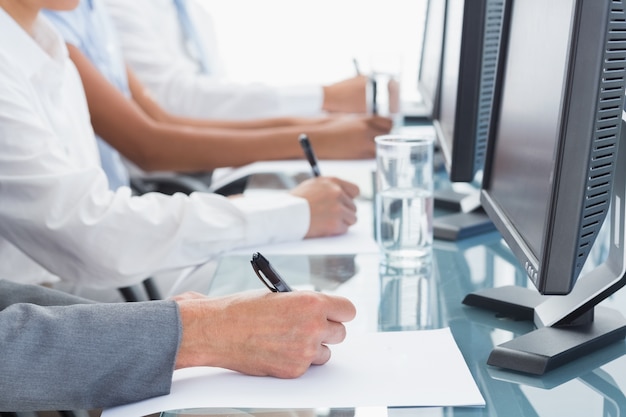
486, 342, 626, 416
433, 189, 496, 240
463, 284, 626, 375
462, 119, 626, 374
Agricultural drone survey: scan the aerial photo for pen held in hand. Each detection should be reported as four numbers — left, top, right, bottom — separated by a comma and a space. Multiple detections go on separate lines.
298, 133, 321, 177
251, 252, 292, 292
352, 57, 361, 76
371, 77, 378, 115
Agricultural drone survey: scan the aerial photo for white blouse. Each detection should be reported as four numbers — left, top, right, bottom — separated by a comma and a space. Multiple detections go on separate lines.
0, 9, 309, 288
103, 0, 324, 120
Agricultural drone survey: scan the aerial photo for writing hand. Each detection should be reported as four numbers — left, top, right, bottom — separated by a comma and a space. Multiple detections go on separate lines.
175, 290, 356, 378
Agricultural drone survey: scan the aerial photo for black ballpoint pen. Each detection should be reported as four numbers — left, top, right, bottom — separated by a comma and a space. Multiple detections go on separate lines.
298, 133, 321, 177
352, 57, 361, 76
251, 252, 292, 292
371, 77, 378, 115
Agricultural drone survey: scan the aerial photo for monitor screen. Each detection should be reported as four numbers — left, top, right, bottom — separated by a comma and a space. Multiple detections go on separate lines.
488, 0, 574, 261
436, 0, 462, 173
434, 0, 507, 183
481, 0, 624, 295
417, 0, 447, 118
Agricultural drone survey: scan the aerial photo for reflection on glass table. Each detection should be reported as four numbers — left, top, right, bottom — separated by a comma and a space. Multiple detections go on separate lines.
378, 260, 437, 331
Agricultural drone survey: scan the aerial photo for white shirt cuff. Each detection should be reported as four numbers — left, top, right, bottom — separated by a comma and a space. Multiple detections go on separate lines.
275, 85, 324, 116
230, 193, 310, 246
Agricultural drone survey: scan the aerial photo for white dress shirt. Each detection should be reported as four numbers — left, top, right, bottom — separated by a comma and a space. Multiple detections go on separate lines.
0, 9, 309, 288
43, 0, 132, 191
103, 0, 324, 120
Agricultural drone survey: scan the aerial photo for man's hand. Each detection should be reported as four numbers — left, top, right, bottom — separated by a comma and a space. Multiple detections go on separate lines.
174, 290, 357, 378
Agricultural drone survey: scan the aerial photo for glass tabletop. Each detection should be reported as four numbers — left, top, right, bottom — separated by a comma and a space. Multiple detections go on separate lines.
160, 228, 626, 417
155, 155, 626, 417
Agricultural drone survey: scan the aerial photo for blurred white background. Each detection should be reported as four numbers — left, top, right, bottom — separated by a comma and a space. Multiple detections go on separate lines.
196, 0, 427, 97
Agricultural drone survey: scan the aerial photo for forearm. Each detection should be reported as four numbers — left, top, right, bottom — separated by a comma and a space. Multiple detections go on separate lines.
0, 298, 179, 411
74, 46, 323, 170
105, 121, 302, 171
101, 115, 337, 172
156, 114, 333, 130
128, 118, 378, 171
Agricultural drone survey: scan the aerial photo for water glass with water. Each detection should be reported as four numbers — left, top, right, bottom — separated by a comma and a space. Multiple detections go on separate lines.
375, 135, 434, 268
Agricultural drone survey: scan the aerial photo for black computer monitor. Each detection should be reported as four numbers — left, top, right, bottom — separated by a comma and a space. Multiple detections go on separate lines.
434, 0, 505, 183
464, 0, 626, 375
416, 0, 447, 120
430, 0, 507, 241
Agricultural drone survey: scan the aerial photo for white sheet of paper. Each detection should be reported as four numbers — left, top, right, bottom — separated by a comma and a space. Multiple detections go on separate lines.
101, 328, 484, 417
210, 160, 376, 189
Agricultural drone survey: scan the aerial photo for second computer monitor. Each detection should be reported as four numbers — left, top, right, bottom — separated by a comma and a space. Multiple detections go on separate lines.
416, 0, 447, 120
433, 0, 507, 183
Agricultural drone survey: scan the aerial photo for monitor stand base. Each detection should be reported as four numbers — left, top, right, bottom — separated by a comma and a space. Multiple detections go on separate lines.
463, 285, 544, 320
463, 286, 626, 375
433, 209, 496, 241
488, 307, 626, 375
433, 188, 496, 240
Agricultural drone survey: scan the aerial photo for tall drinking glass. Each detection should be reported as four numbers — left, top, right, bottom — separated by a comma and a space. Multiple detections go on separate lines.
375, 135, 434, 268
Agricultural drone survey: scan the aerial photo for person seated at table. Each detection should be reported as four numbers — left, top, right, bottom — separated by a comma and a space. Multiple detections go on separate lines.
41, 0, 391, 192
0, 279, 355, 411
105, 0, 369, 120
0, 0, 360, 292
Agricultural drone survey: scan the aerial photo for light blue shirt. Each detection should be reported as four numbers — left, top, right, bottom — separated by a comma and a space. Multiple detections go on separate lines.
172, 0, 211, 74
43, 0, 130, 190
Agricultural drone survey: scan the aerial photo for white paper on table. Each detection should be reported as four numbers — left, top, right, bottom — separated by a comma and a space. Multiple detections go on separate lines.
210, 159, 377, 197
101, 328, 485, 417
209, 124, 435, 195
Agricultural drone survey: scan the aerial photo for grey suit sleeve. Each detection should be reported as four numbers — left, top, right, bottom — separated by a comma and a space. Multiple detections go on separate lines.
0, 280, 182, 412
0, 279, 96, 308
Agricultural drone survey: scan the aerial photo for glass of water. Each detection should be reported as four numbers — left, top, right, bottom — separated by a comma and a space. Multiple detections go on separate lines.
374, 134, 434, 268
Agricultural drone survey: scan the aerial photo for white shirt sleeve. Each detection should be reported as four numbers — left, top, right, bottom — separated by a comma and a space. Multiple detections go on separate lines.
0, 63, 309, 288
103, 0, 324, 120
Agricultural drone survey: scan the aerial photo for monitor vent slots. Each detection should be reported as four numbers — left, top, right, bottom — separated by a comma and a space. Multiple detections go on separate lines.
475, 0, 505, 176
578, 0, 626, 267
